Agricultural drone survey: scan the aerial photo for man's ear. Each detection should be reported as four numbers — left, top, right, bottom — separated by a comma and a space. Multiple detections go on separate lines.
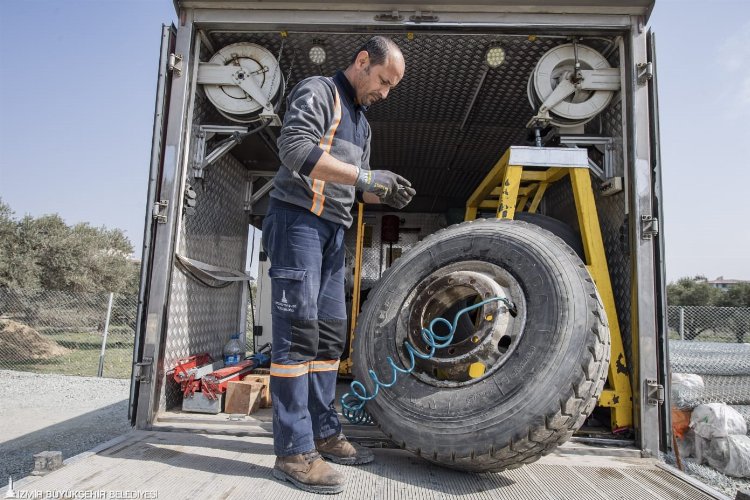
356, 50, 369, 68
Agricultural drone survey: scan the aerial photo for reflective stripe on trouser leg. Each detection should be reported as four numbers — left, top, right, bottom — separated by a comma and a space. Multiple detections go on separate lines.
309, 225, 347, 440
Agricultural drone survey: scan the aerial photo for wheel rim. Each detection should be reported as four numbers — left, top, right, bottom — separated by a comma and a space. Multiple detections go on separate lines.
395, 261, 527, 387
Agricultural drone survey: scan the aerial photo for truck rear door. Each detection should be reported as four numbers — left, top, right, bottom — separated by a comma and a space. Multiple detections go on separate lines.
647, 29, 671, 453
129, 23, 178, 427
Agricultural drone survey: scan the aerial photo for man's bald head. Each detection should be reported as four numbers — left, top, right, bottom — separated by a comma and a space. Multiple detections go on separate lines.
349, 36, 404, 68
345, 36, 405, 106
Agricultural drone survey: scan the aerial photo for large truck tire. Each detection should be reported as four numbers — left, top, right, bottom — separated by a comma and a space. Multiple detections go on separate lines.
352, 218, 610, 472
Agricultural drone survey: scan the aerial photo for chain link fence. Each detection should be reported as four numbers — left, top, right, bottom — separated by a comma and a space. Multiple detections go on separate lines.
0, 288, 138, 379
667, 305, 750, 410
667, 305, 750, 343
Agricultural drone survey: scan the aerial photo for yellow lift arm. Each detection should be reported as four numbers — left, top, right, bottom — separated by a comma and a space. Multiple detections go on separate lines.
465, 146, 633, 430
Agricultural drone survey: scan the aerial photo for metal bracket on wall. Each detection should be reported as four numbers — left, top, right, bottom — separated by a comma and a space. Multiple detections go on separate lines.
640, 215, 659, 240
374, 10, 403, 21
637, 62, 653, 86
192, 125, 249, 179
410, 11, 439, 23
558, 135, 618, 179
244, 170, 275, 213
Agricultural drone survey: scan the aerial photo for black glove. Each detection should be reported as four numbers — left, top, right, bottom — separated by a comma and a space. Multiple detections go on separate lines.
355, 168, 411, 198
381, 185, 416, 209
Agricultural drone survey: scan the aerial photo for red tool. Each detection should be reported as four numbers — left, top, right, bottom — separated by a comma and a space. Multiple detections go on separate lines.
172, 353, 219, 398
202, 343, 271, 400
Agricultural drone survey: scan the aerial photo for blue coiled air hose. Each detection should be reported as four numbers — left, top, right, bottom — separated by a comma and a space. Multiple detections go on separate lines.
340, 296, 515, 425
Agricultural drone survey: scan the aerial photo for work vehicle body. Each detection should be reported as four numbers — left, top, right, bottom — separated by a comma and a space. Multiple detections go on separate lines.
98, 0, 709, 496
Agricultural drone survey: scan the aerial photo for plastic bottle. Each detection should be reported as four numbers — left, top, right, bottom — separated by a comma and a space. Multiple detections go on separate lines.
223, 334, 244, 366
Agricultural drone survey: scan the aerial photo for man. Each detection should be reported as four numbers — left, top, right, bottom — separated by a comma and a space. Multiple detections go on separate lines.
262, 36, 413, 494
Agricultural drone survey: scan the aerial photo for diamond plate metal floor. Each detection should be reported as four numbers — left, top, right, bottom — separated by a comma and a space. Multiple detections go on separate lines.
2, 428, 727, 500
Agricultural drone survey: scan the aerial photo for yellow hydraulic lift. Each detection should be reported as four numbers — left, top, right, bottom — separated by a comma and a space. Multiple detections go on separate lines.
464, 146, 633, 430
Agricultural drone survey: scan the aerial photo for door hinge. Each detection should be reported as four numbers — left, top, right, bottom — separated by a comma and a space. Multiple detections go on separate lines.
637, 62, 653, 86
152, 200, 169, 224
134, 357, 153, 384
646, 379, 664, 406
168, 53, 184, 77
641, 215, 659, 240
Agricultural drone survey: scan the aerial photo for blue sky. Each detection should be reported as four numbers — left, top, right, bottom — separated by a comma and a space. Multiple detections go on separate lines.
0, 0, 748, 282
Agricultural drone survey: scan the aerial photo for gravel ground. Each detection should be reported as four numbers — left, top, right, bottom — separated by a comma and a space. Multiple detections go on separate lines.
0, 369, 132, 483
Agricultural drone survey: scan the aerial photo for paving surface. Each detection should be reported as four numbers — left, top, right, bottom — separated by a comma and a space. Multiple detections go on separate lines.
0, 370, 132, 483
1, 428, 728, 500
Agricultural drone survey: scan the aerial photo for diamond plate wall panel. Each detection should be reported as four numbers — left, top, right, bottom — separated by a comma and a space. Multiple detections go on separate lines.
159, 88, 251, 411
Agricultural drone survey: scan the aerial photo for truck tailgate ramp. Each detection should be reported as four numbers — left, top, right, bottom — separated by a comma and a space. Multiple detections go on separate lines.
2, 430, 726, 499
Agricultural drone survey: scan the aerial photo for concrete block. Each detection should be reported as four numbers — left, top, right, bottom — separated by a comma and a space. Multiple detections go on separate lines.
31, 450, 63, 475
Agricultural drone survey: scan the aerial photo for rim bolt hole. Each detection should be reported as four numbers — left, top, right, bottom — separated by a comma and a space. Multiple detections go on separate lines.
497, 335, 512, 352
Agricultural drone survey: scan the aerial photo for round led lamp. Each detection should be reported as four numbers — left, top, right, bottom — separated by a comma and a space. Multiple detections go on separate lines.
309, 45, 327, 65
485, 46, 506, 68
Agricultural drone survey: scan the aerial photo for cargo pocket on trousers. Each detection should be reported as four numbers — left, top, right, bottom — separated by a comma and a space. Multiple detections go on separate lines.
269, 267, 308, 318
269, 267, 318, 361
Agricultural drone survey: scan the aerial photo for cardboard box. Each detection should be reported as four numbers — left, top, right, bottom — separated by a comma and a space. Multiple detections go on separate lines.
225, 381, 263, 415
243, 374, 271, 408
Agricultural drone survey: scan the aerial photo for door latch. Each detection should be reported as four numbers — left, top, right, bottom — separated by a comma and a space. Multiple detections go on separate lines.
134, 357, 153, 384
168, 53, 184, 77
152, 200, 169, 224
646, 379, 664, 406
641, 215, 659, 240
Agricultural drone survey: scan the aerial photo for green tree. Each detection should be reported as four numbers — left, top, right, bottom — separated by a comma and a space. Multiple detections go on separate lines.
0, 198, 138, 294
667, 277, 721, 340
715, 283, 750, 342
715, 283, 750, 307
667, 277, 720, 306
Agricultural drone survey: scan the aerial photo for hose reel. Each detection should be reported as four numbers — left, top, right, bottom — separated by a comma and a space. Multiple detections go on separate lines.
527, 43, 620, 129
198, 42, 283, 125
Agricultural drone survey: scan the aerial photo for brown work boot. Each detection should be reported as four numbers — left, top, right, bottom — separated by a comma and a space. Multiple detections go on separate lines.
315, 433, 375, 465
272, 450, 345, 494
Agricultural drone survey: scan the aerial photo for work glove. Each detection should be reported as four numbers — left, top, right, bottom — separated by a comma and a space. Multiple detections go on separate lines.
355, 168, 411, 198
381, 185, 416, 209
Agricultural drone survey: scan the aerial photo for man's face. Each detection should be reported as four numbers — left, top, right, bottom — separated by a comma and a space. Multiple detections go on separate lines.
351, 51, 405, 107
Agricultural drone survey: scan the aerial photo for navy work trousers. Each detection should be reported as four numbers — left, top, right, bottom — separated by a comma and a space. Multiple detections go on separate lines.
261, 199, 348, 456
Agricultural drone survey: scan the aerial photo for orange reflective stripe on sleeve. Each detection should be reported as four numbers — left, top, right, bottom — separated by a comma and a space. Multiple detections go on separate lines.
310, 86, 341, 216
270, 362, 310, 378
309, 359, 340, 373
319, 88, 342, 153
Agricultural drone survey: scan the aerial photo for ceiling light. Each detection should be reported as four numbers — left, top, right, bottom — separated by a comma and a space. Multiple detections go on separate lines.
485, 46, 506, 69
309, 45, 327, 65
